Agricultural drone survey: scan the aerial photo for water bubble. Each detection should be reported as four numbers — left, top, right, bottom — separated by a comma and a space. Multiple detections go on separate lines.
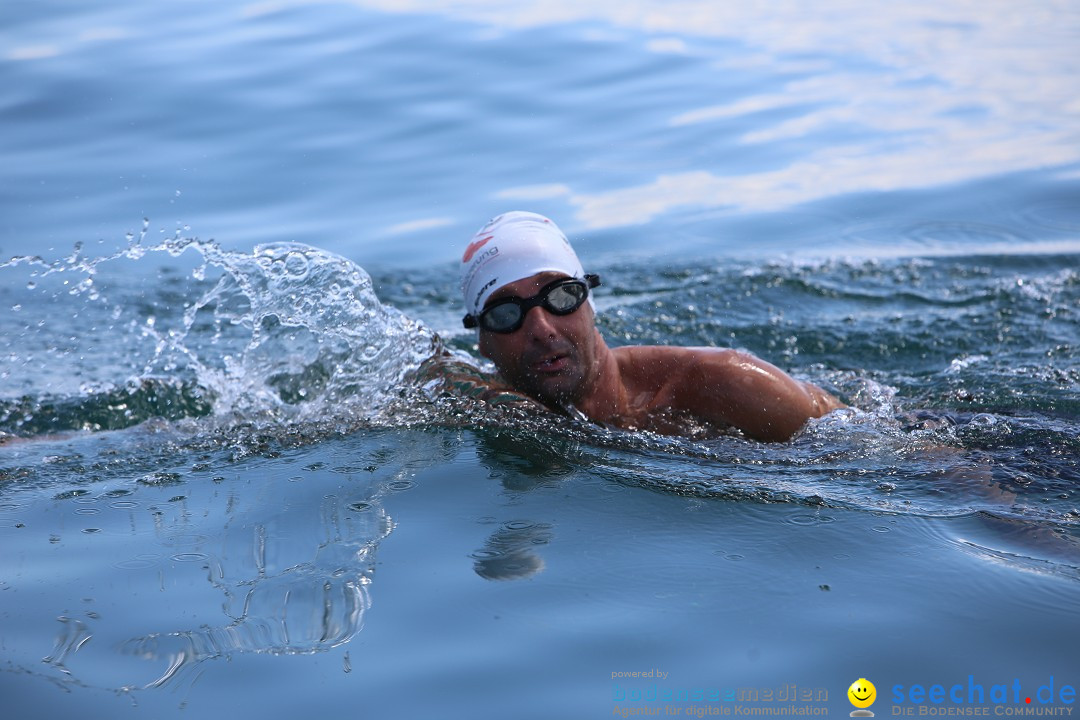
284, 251, 309, 278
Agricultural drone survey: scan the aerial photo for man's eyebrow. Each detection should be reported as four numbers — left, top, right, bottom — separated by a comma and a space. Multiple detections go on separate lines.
487, 274, 568, 303
484, 287, 523, 306
487, 286, 522, 302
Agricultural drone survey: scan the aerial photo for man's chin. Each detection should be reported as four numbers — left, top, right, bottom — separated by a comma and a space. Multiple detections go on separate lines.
520, 374, 583, 409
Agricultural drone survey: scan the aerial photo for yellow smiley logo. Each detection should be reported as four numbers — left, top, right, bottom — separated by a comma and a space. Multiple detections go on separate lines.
848, 678, 877, 709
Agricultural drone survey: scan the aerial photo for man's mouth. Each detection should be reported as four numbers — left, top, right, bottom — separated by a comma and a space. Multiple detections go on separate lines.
531, 353, 568, 373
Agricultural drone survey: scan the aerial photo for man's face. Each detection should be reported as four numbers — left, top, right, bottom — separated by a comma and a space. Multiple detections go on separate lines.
477, 272, 600, 408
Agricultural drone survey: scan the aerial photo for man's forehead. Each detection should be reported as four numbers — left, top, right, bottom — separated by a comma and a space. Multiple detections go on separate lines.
486, 271, 570, 302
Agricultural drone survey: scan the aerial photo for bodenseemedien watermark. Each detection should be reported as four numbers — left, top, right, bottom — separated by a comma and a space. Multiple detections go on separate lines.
611, 674, 830, 718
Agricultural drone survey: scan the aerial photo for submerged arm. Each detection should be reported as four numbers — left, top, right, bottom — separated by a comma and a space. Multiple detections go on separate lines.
415, 347, 545, 408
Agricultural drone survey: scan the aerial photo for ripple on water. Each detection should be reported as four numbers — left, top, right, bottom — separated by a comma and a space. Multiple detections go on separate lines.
159, 532, 211, 548
899, 220, 1030, 249
113, 555, 160, 571
783, 513, 837, 527
1013, 199, 1080, 233
924, 513, 1080, 620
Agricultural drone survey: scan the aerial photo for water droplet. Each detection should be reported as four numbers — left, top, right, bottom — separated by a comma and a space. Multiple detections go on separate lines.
136, 472, 183, 486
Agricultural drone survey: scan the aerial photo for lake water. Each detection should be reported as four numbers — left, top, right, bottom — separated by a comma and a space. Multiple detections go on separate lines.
2, 1, 1079, 718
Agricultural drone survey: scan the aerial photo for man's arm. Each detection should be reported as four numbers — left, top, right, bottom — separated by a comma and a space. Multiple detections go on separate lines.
414, 348, 547, 408
675, 349, 844, 442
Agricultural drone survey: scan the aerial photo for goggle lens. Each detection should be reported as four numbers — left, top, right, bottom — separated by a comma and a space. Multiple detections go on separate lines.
484, 302, 526, 331
545, 283, 587, 312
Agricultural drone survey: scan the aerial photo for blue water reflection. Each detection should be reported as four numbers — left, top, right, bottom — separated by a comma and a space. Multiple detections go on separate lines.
3, 0, 1078, 264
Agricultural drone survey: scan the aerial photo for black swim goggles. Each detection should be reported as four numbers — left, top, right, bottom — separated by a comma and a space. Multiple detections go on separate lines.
463, 274, 601, 333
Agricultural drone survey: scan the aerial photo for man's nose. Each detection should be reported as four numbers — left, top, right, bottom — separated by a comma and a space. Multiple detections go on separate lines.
520, 305, 557, 337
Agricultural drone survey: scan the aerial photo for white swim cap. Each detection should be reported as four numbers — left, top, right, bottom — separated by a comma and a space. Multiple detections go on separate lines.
460, 211, 587, 316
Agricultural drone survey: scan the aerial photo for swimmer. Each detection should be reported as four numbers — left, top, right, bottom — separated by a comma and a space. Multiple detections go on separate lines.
453, 211, 844, 442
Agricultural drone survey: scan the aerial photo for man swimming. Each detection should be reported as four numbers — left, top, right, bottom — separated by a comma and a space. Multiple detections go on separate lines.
458, 211, 844, 442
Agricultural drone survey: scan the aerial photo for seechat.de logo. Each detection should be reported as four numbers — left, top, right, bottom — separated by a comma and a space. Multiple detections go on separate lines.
849, 678, 877, 717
